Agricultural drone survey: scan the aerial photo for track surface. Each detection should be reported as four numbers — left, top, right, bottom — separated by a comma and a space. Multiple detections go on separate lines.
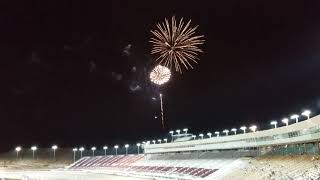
0, 170, 150, 180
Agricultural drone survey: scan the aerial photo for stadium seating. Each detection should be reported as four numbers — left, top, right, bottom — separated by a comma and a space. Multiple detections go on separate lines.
68, 153, 221, 179
68, 151, 320, 179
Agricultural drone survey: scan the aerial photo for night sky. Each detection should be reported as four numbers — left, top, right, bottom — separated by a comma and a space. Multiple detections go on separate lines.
1, 0, 320, 152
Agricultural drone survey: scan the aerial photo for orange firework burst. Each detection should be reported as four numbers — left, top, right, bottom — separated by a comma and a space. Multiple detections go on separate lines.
150, 16, 205, 73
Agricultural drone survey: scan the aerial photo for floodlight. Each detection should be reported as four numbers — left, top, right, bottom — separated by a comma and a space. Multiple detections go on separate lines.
191, 135, 196, 140
240, 126, 247, 134
207, 132, 212, 138
282, 118, 289, 126
183, 128, 188, 134
79, 147, 85, 158
103, 146, 108, 156
31, 146, 37, 151
52, 145, 58, 160
31, 146, 37, 160
15, 146, 22, 160
249, 125, 257, 132
290, 114, 299, 123
301, 110, 311, 119
214, 131, 220, 137
125, 144, 129, 155
223, 129, 229, 136
270, 121, 277, 128
114, 145, 119, 155
231, 128, 237, 135
15, 146, 22, 152
72, 148, 77, 162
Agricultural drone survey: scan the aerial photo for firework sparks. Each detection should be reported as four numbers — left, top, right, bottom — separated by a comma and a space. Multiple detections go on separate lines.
150, 65, 171, 85
150, 16, 205, 73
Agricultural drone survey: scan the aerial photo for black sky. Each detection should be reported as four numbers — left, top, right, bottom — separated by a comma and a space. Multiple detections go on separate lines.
0, 0, 320, 152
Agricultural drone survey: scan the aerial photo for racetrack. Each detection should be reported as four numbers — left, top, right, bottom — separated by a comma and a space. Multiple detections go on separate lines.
0, 170, 151, 180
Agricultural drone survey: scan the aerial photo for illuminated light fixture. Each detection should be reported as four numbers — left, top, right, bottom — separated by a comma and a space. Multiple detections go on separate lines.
249, 125, 257, 132
223, 129, 229, 136
214, 131, 220, 137
79, 147, 85, 158
15, 146, 22, 160
103, 146, 108, 156
169, 130, 174, 142
191, 135, 196, 140
231, 128, 237, 135
270, 121, 277, 128
136, 143, 141, 154
114, 145, 119, 155
152, 140, 156, 144
163, 138, 168, 143
91, 147, 96, 157
72, 148, 78, 162
301, 110, 311, 119
31, 146, 37, 160
199, 133, 204, 139
183, 128, 188, 134
290, 114, 299, 123
282, 118, 289, 126
52, 145, 58, 160
207, 132, 212, 138
125, 144, 129, 155
176, 129, 181, 134
240, 126, 247, 134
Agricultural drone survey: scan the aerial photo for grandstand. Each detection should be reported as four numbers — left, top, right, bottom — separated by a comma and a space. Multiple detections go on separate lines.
66, 114, 320, 179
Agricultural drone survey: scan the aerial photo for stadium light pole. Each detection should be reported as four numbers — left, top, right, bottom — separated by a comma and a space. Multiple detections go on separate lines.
231, 128, 237, 135
215, 131, 220, 137
152, 140, 156, 144
207, 132, 212, 138
183, 128, 188, 134
125, 144, 129, 155
52, 145, 58, 160
157, 139, 162, 143
176, 129, 181, 135
270, 121, 277, 128
249, 125, 257, 132
290, 114, 299, 123
79, 147, 84, 158
192, 135, 196, 140
114, 145, 119, 155
72, 148, 78, 162
169, 131, 174, 142
240, 126, 247, 134
282, 118, 289, 126
199, 133, 204, 139
15, 146, 22, 160
103, 146, 108, 156
301, 110, 311, 119
223, 130, 229, 136
91, 147, 96, 157
136, 143, 141, 154
163, 139, 168, 143
31, 146, 37, 160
